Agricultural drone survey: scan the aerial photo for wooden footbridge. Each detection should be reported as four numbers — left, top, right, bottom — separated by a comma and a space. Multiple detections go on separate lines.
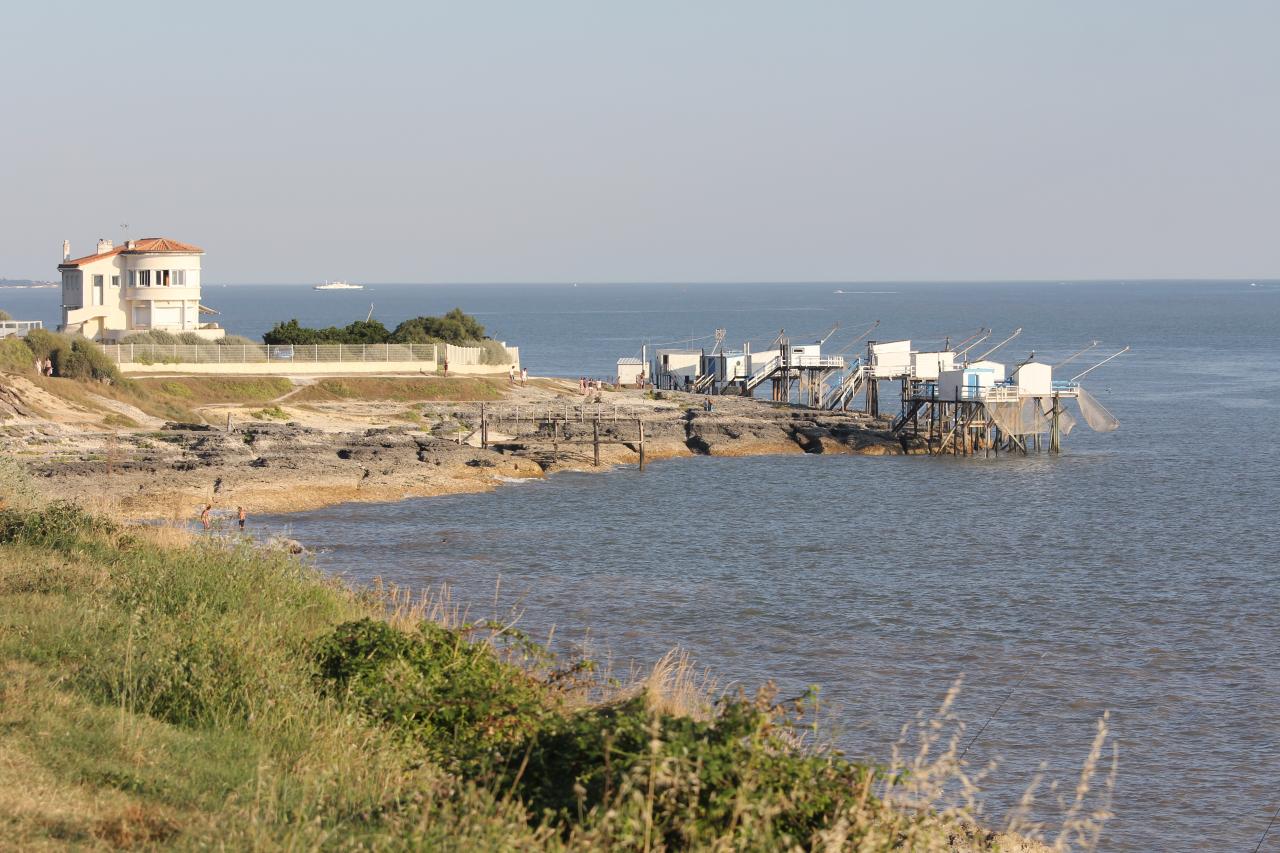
471, 403, 649, 469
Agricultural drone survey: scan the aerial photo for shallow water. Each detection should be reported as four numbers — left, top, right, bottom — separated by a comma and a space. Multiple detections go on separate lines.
11, 280, 1277, 849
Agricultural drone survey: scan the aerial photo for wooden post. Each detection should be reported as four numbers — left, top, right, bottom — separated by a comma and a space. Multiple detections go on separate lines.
1050, 392, 1061, 453
480, 403, 487, 449
593, 417, 600, 466
637, 418, 646, 471
226, 413, 233, 433
552, 418, 558, 462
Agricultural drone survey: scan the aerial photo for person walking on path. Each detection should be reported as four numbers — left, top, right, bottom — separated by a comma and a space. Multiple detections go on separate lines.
509, 365, 517, 385
43, 358, 53, 377
200, 504, 212, 530
237, 506, 247, 532
520, 367, 528, 386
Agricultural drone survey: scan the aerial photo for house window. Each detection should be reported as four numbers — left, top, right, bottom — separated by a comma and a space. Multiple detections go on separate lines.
92, 275, 104, 306
62, 272, 82, 309
111, 275, 120, 288
127, 270, 135, 286
174, 269, 186, 286
139, 270, 151, 287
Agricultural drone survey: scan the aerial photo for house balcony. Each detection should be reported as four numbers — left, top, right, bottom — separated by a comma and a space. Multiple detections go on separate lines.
125, 285, 201, 302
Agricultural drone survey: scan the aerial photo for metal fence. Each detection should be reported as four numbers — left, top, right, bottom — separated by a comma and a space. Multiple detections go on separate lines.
0, 320, 43, 339
102, 343, 440, 364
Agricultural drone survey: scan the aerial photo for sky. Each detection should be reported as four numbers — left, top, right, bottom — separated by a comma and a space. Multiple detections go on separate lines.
1, 1, 1277, 284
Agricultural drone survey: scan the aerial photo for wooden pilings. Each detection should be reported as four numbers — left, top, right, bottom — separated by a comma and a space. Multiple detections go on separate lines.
476, 404, 647, 471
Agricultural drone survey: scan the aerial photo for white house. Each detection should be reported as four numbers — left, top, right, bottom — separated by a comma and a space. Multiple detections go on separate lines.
57, 236, 223, 342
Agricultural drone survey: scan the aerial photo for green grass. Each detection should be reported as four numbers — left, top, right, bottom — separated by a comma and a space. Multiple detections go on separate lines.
249, 404, 290, 421
135, 376, 294, 405
0, 492, 1111, 850
289, 376, 506, 403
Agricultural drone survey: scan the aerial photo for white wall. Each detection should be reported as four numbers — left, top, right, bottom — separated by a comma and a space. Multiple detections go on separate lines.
911, 351, 955, 380
938, 362, 1006, 399
872, 340, 912, 377
617, 361, 645, 384
1014, 361, 1052, 394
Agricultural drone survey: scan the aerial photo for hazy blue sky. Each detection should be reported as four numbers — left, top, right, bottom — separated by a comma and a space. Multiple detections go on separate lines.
2, 1, 1277, 283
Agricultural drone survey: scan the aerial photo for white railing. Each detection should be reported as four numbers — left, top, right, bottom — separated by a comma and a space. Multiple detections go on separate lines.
791, 354, 846, 368
0, 320, 43, 338
103, 343, 439, 364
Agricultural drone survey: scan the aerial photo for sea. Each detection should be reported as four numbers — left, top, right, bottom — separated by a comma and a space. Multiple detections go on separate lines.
4, 280, 1278, 850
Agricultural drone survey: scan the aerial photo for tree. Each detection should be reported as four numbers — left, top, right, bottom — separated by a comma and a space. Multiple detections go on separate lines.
389, 308, 486, 345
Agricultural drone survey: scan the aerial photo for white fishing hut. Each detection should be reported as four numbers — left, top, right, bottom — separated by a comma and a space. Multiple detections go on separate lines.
652, 349, 702, 389
870, 340, 913, 378
911, 350, 956, 381
1011, 361, 1052, 395
938, 360, 1007, 400
616, 357, 647, 386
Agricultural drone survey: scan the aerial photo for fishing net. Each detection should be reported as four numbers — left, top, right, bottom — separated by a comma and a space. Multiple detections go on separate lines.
1037, 397, 1076, 436
1075, 386, 1120, 432
986, 398, 1049, 436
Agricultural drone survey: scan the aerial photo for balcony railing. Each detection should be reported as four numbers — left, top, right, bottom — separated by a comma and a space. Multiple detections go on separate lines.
0, 320, 43, 338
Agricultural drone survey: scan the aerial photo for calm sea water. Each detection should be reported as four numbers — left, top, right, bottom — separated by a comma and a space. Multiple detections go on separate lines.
6, 281, 1279, 849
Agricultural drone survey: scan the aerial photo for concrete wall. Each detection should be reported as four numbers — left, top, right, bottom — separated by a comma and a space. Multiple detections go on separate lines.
117, 359, 509, 376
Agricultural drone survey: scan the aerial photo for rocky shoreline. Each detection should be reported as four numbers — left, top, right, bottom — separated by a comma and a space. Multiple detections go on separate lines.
4, 379, 923, 520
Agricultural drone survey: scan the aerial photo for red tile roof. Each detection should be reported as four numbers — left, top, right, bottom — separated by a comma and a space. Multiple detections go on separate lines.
59, 237, 204, 268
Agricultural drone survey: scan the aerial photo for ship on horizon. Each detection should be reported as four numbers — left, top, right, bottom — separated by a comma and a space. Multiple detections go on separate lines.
314, 280, 364, 291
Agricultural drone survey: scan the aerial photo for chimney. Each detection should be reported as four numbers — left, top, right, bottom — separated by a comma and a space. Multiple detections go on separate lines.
62, 239, 71, 261
96, 238, 114, 254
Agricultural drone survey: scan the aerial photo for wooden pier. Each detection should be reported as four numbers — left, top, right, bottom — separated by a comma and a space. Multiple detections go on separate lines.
477, 403, 648, 470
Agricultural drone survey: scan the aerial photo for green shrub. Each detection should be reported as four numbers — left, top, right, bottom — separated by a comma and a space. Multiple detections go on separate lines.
390, 309, 486, 346
313, 618, 550, 772
121, 330, 182, 346
0, 500, 117, 551
15, 330, 120, 382
0, 337, 35, 372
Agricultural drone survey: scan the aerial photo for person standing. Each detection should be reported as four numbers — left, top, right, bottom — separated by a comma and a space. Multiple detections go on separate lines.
200, 504, 212, 530
237, 506, 247, 532
44, 357, 53, 377
521, 367, 528, 386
